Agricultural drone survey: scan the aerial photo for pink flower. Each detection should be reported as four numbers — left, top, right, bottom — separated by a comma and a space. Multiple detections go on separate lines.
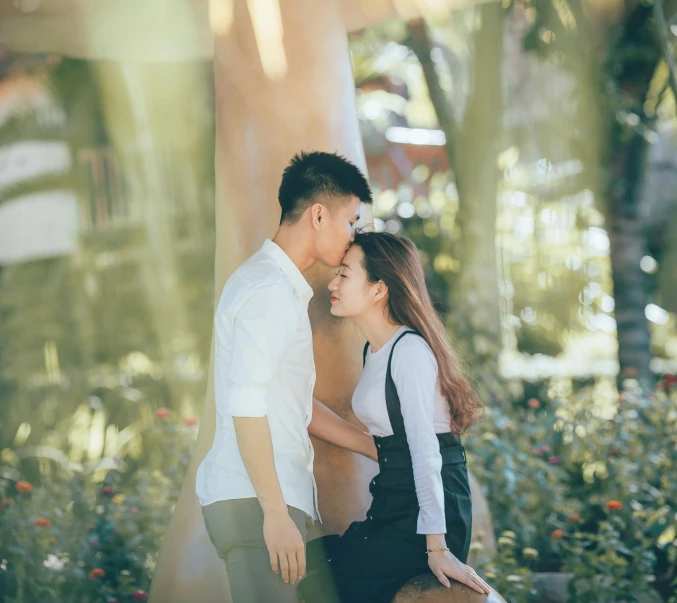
607, 500, 623, 511
183, 416, 198, 426
548, 456, 561, 465
154, 408, 170, 420
102, 485, 114, 495
527, 398, 541, 409
130, 507, 139, 514
132, 590, 148, 601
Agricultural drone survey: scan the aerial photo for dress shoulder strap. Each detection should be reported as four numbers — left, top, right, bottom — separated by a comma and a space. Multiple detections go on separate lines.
385, 330, 423, 438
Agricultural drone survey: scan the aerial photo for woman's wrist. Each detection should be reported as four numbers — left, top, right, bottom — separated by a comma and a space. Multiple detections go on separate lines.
425, 534, 447, 551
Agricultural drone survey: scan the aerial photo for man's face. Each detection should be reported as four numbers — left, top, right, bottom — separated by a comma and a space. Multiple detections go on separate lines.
314, 195, 361, 268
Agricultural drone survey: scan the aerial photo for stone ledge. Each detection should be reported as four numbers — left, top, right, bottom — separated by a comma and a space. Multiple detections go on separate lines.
393, 573, 507, 602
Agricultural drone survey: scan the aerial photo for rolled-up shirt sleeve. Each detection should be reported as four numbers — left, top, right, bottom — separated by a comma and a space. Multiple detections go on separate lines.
392, 337, 446, 534
221, 284, 300, 417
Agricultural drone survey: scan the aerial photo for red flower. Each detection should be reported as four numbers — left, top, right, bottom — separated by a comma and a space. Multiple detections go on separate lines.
0, 498, 13, 510
551, 529, 565, 540
616, 396, 623, 404
548, 456, 561, 465
183, 416, 198, 426
102, 486, 114, 495
664, 375, 676, 385
624, 367, 637, 377
155, 408, 170, 420
607, 500, 623, 511
16, 481, 33, 493
527, 398, 541, 409
541, 445, 552, 454
89, 568, 105, 580
568, 513, 582, 524
34, 517, 51, 528
132, 590, 148, 601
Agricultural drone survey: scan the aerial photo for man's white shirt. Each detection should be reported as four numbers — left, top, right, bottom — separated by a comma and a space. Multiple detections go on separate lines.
196, 239, 320, 521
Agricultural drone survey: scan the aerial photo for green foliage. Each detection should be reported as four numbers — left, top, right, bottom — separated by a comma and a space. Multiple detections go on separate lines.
3, 379, 676, 602
0, 411, 194, 603
465, 375, 677, 601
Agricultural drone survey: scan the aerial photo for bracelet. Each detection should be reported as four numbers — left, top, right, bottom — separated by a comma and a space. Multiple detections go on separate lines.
426, 547, 449, 554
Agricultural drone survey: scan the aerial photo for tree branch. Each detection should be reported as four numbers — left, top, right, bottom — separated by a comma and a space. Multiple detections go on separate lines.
653, 0, 677, 107
405, 18, 459, 173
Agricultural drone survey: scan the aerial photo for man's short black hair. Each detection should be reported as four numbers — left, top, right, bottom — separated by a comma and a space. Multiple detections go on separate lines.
278, 151, 372, 224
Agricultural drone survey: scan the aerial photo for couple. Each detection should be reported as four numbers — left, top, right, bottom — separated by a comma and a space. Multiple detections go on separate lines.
196, 151, 491, 603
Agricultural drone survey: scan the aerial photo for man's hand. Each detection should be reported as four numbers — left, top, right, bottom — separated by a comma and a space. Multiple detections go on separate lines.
263, 508, 306, 584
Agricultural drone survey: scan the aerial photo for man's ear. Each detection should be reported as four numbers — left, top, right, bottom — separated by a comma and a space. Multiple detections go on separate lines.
310, 203, 325, 230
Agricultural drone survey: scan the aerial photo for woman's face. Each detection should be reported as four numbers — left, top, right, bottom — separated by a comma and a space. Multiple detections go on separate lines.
328, 245, 381, 318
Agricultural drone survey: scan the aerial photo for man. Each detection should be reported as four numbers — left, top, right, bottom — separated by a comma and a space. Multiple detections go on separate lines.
196, 151, 377, 603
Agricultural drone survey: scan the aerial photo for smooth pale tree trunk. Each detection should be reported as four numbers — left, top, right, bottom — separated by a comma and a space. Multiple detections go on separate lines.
149, 2, 375, 601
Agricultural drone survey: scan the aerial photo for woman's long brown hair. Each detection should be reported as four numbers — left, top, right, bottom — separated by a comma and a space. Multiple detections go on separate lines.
352, 231, 483, 434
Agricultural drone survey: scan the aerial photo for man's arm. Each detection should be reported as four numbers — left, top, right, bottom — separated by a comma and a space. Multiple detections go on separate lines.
233, 416, 305, 584
223, 286, 305, 584
309, 398, 377, 461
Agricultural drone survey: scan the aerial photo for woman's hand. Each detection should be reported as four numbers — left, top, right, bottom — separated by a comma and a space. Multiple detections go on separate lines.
428, 549, 492, 594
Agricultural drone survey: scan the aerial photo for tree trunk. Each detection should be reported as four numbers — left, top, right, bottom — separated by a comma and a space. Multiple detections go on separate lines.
408, 5, 505, 402
603, 3, 662, 389
608, 133, 653, 388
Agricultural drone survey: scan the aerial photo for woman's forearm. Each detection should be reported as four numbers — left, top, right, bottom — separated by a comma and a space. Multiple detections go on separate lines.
309, 398, 377, 461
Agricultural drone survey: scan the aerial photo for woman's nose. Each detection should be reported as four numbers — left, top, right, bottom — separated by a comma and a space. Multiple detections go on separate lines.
328, 276, 338, 291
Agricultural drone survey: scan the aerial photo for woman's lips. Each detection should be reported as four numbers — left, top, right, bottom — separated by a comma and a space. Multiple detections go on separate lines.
330, 296, 339, 302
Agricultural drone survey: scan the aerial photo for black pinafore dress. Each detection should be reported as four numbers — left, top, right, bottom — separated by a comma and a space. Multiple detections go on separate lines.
300, 330, 473, 603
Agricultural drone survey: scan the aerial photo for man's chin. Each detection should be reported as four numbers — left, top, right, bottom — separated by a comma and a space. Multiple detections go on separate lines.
317, 256, 342, 269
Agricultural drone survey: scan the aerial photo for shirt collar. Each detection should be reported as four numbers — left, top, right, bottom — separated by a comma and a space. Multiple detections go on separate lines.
261, 239, 314, 303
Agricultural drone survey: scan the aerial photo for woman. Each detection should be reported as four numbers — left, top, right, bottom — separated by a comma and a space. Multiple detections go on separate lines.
299, 231, 491, 603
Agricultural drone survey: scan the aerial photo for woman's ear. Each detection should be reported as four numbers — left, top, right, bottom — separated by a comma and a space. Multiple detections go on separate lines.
373, 280, 388, 303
